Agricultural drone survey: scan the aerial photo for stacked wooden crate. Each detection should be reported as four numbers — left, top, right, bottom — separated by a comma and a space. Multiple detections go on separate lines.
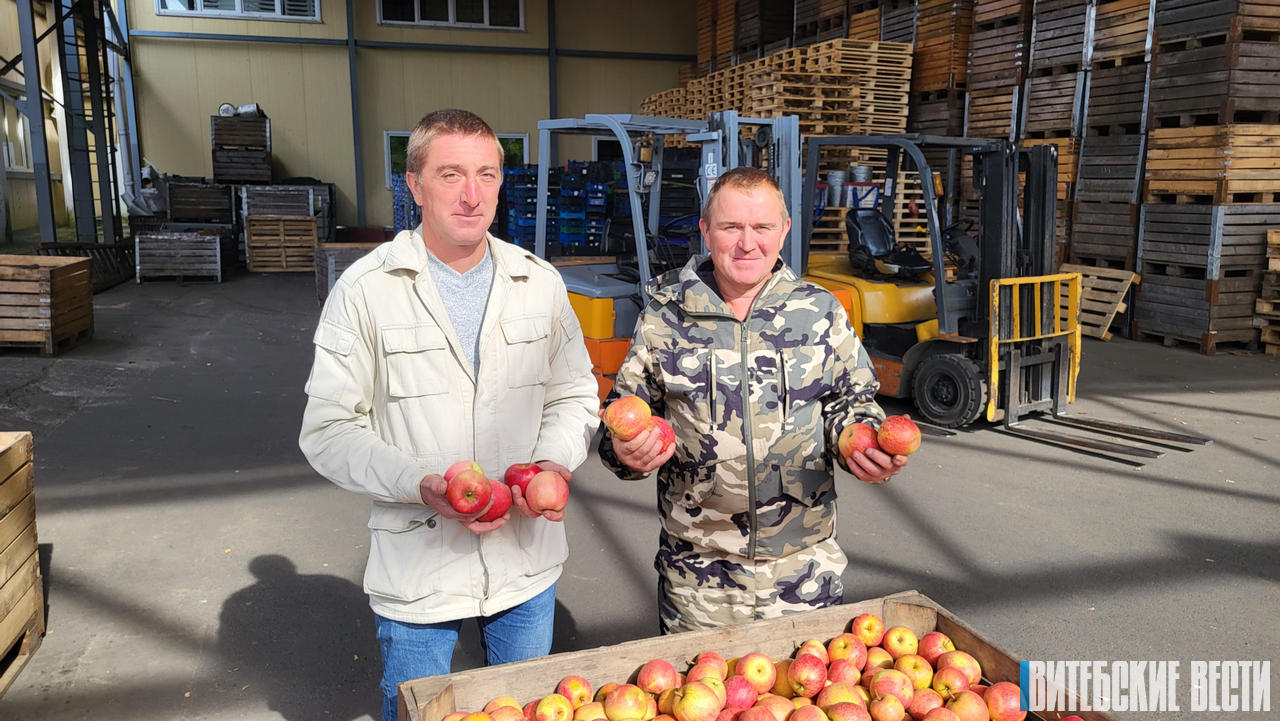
847, 1, 882, 41
1022, 0, 1085, 140
908, 0, 973, 138
0, 431, 44, 696
211, 114, 271, 184
696, 0, 715, 74
715, 0, 737, 67
0, 256, 93, 355
880, 0, 918, 43
964, 0, 1028, 140
1259, 230, 1280, 355
796, 0, 850, 45
136, 229, 236, 283
1135, 0, 1280, 353
736, 0, 794, 60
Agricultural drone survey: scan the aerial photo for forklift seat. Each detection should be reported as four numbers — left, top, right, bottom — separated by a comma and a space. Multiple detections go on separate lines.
845, 208, 932, 277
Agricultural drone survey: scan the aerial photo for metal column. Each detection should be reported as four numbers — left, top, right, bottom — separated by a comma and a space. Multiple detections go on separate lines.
14, 0, 58, 242
57, 0, 99, 242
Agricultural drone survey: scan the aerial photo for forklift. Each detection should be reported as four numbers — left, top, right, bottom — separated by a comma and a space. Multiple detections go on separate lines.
800, 135, 1210, 465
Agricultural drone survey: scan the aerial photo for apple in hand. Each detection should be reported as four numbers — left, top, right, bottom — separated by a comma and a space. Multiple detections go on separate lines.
604, 395, 652, 440
476, 479, 512, 522
445, 460, 483, 482
446, 468, 492, 514
878, 415, 921, 456
838, 423, 881, 457
526, 470, 570, 513
504, 462, 544, 495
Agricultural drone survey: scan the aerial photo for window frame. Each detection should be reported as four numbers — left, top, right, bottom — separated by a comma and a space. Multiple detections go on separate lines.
154, 0, 323, 24
498, 133, 528, 166
1, 94, 34, 173
377, 0, 525, 31
385, 130, 528, 189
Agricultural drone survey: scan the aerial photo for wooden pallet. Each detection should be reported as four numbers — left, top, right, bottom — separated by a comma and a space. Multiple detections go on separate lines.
1144, 125, 1280, 204
136, 230, 231, 283
247, 216, 318, 273
0, 431, 45, 698
1270, 229, 1280, 271
0, 256, 93, 356
1060, 263, 1139, 340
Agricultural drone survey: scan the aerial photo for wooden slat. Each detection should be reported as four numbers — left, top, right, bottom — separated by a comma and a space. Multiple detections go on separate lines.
0, 433, 33, 484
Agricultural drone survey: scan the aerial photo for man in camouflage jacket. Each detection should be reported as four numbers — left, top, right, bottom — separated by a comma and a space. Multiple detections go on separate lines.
599, 167, 909, 633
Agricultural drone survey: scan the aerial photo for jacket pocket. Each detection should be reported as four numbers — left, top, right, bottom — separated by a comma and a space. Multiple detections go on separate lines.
662, 462, 719, 508
501, 315, 551, 388
382, 323, 451, 398
779, 465, 836, 507
364, 504, 445, 602
657, 347, 715, 433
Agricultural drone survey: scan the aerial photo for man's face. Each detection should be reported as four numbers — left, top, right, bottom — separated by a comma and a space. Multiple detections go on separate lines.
406, 132, 503, 249
700, 185, 790, 297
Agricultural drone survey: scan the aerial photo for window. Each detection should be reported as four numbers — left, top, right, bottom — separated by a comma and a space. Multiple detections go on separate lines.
156, 0, 320, 22
385, 130, 528, 188
1, 96, 33, 172
379, 0, 523, 29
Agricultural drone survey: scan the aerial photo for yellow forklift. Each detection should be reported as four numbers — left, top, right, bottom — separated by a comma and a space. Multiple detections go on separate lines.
799, 135, 1210, 465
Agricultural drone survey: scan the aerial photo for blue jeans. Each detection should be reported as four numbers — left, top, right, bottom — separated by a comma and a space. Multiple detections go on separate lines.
375, 584, 557, 721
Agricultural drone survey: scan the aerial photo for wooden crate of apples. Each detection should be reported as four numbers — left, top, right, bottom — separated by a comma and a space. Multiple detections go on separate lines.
399, 591, 1111, 721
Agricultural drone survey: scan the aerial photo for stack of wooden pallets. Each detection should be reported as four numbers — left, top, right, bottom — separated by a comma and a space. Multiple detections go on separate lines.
246, 216, 319, 273
1259, 230, 1280, 355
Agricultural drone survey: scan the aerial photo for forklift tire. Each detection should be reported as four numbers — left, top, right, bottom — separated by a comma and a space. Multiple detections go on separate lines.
911, 353, 988, 428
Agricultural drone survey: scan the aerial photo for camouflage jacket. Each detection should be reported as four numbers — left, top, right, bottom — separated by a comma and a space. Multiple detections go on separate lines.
599, 255, 885, 560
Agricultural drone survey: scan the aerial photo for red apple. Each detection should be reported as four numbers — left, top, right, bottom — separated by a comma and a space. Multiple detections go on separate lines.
750, 695, 793, 721
504, 462, 544, 495
462, 713, 494, 721
868, 669, 914, 707
916, 633, 955, 667
929, 668, 969, 702
604, 395, 652, 440
736, 652, 777, 694
723, 675, 759, 710
787, 653, 828, 698
838, 423, 881, 456
526, 470, 570, 513
826, 634, 868, 668
815, 682, 863, 710
921, 709, 959, 721
983, 682, 1025, 721
968, 685, 987, 701
943, 691, 985, 721
477, 479, 513, 522
881, 627, 919, 660
793, 697, 813, 709
558, 676, 594, 710
604, 684, 650, 721
695, 651, 730, 678
699, 676, 728, 707
851, 614, 886, 648
893, 655, 933, 690
790, 704, 829, 721
878, 415, 921, 456
934, 652, 981, 688
865, 648, 893, 673
536, 695, 575, 721
737, 707, 776, 721
714, 710, 736, 721
905, 688, 943, 721
867, 695, 906, 721
672, 681, 724, 721
596, 684, 620, 704
524, 700, 541, 721
493, 707, 526, 721
575, 704, 607, 721
444, 460, 483, 482
638, 659, 681, 695
648, 416, 676, 453
687, 663, 725, 685
826, 702, 872, 721
796, 639, 830, 665
446, 468, 492, 514
827, 658, 861, 686
487, 697, 523, 713
443, 713, 468, 721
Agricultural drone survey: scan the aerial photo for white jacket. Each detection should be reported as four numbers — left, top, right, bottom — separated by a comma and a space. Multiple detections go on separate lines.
299, 229, 600, 623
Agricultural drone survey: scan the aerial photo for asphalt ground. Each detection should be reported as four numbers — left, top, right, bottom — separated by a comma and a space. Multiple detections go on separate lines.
0, 271, 1276, 721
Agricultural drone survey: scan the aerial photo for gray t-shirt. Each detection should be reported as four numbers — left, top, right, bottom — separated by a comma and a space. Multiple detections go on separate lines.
425, 245, 493, 374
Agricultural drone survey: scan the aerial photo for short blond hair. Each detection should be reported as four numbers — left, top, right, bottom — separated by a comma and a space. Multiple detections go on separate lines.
405, 108, 504, 176
703, 166, 789, 220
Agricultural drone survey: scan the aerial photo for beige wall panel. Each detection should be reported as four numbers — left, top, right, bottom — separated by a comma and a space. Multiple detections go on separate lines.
554, 56, 685, 161
4, 178, 68, 230
357, 49, 547, 227
133, 39, 357, 221
556, 0, 696, 55
355, 0, 547, 49
132, 3, 346, 40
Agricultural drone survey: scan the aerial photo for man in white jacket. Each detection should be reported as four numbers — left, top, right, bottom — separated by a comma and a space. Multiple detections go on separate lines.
299, 109, 600, 721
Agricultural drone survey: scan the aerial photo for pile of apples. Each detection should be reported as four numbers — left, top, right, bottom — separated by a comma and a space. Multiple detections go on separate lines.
443, 461, 570, 521
438, 612, 1052, 721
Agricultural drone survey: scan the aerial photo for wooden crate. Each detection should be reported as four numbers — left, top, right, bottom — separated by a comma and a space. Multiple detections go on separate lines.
0, 256, 93, 356
240, 184, 335, 245
399, 590, 1116, 721
1070, 202, 1139, 267
966, 20, 1026, 92
1092, 0, 1152, 66
136, 230, 233, 283
1075, 134, 1144, 205
0, 431, 44, 698
1144, 125, 1280, 204
167, 181, 235, 224
315, 241, 381, 304
1024, 70, 1082, 137
1148, 19, 1280, 127
211, 115, 270, 150
880, 0, 918, 44
37, 242, 135, 292
1028, 0, 1087, 71
212, 148, 272, 185
1083, 62, 1148, 133
247, 216, 318, 273
911, 0, 975, 93
965, 85, 1018, 139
